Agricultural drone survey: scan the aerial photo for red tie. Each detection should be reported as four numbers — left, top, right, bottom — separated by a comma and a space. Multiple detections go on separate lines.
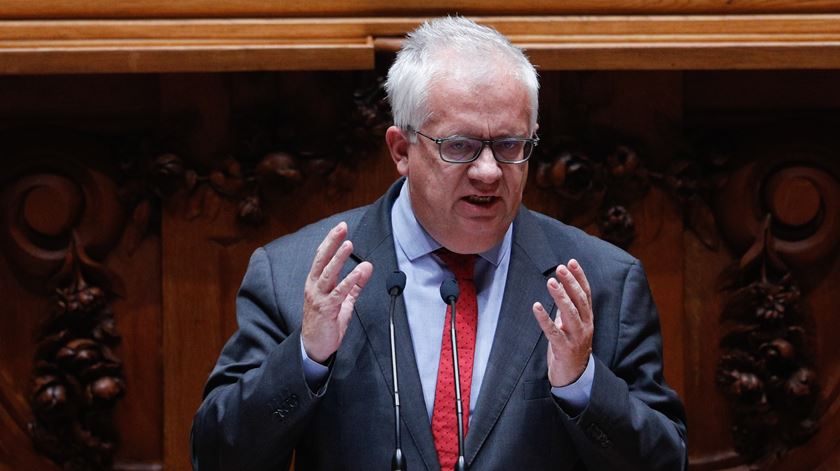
431, 250, 478, 470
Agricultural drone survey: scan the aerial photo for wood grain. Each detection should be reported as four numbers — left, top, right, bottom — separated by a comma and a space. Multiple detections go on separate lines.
3, 15, 840, 73
2, 66, 840, 471
2, 0, 840, 19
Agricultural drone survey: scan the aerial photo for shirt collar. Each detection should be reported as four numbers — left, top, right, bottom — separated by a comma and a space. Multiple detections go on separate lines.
392, 180, 511, 267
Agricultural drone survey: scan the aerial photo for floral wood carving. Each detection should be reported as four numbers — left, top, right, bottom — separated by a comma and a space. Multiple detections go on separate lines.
534, 133, 724, 250
534, 138, 649, 248
716, 216, 819, 462
119, 74, 391, 248
0, 138, 127, 470
537, 129, 837, 464
29, 245, 125, 471
713, 157, 839, 464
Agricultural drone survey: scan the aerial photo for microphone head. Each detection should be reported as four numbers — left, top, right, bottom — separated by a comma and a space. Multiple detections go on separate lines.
387, 270, 407, 296
439, 278, 460, 304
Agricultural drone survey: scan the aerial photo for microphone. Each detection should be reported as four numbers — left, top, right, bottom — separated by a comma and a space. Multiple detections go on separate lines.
439, 278, 459, 304
439, 279, 466, 471
387, 270, 407, 471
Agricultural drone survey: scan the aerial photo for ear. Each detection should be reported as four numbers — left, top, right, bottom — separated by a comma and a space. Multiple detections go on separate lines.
385, 126, 410, 176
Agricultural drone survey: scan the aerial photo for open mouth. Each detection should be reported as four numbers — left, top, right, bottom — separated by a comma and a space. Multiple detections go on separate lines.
464, 195, 498, 205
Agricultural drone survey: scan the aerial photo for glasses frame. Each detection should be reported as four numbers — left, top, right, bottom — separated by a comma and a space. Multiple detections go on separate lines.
412, 129, 538, 164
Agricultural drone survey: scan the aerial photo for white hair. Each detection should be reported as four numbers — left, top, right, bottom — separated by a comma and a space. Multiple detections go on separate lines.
385, 16, 539, 141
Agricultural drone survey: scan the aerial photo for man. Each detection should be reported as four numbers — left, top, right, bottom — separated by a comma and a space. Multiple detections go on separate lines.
192, 17, 687, 470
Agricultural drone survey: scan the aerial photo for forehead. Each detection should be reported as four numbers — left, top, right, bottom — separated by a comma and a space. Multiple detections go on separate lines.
424, 71, 532, 135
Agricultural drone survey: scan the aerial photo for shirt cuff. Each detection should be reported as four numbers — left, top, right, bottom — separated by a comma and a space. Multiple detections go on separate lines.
300, 336, 330, 389
550, 354, 594, 416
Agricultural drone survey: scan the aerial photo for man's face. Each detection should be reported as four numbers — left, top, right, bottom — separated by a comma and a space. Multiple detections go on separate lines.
389, 70, 532, 254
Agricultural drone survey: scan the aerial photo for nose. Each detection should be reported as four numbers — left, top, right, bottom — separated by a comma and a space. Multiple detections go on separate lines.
467, 145, 503, 184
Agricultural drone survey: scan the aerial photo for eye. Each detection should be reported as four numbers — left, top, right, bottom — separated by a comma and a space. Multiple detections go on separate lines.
497, 140, 519, 150
494, 139, 525, 153
442, 138, 479, 155
447, 140, 468, 151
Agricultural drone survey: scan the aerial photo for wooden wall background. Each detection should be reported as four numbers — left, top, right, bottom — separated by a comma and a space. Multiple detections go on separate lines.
1, 3, 840, 471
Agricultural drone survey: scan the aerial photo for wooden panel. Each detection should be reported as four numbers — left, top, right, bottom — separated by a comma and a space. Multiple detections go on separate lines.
683, 234, 741, 470
678, 73, 840, 468
2, 0, 840, 19
0, 41, 373, 75
4, 15, 840, 73
2, 69, 840, 471
524, 44, 840, 70
0, 131, 163, 469
0, 268, 58, 471
109, 235, 163, 463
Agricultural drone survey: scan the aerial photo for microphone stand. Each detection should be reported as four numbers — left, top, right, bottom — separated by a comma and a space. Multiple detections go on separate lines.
387, 271, 407, 471
441, 279, 467, 471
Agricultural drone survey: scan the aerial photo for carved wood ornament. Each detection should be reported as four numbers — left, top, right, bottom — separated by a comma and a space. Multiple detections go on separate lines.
120, 74, 390, 247
535, 129, 838, 466
2, 72, 837, 469
713, 157, 839, 465
534, 135, 722, 251
0, 75, 389, 469
0, 140, 127, 470
535, 138, 649, 248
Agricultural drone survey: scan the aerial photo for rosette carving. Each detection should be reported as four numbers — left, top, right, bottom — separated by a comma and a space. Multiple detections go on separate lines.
715, 160, 840, 268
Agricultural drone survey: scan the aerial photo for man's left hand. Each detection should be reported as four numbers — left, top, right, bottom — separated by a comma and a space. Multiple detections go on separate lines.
532, 259, 594, 387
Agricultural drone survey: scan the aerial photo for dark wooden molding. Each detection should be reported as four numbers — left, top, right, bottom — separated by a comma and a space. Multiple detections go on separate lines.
5, 15, 840, 73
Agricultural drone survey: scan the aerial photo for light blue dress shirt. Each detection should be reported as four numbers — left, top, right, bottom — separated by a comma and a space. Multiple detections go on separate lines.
301, 182, 594, 417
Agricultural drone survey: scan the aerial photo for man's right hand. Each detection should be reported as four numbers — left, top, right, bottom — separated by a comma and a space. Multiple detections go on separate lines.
301, 221, 374, 363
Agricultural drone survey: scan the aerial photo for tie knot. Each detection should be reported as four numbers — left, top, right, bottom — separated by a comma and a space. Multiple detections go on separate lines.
435, 248, 477, 280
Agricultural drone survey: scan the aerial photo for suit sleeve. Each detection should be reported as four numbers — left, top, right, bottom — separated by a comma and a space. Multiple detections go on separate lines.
191, 247, 325, 471
556, 260, 688, 470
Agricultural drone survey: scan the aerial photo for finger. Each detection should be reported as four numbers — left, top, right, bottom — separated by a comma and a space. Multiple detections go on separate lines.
317, 239, 354, 293
351, 261, 374, 292
556, 264, 589, 323
337, 283, 364, 332
567, 259, 593, 324
335, 262, 373, 332
548, 276, 583, 336
330, 260, 373, 303
532, 301, 562, 337
309, 222, 348, 282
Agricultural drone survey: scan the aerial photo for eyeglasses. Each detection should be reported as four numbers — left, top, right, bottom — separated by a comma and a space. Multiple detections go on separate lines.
413, 130, 538, 164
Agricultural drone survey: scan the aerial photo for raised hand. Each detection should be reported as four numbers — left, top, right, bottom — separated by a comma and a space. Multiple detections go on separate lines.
301, 221, 374, 363
532, 259, 593, 387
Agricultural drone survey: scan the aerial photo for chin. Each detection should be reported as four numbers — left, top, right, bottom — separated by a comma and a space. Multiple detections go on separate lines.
445, 231, 503, 254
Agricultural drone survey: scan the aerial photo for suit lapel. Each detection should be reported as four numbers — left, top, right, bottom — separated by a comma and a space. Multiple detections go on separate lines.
347, 179, 438, 470
464, 207, 561, 466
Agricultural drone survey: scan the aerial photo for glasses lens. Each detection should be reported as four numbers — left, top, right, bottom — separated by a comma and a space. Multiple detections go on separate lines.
492, 139, 531, 162
440, 138, 482, 162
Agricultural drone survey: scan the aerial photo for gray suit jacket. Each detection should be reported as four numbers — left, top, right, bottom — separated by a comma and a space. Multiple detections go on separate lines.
192, 179, 687, 470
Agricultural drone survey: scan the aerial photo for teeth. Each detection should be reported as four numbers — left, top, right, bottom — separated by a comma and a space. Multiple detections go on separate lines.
467, 195, 493, 203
